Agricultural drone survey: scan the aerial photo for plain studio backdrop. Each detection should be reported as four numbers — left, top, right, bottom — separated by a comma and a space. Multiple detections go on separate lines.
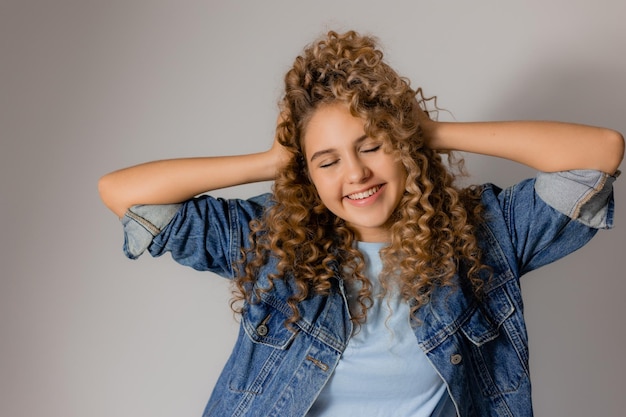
1, 1, 624, 416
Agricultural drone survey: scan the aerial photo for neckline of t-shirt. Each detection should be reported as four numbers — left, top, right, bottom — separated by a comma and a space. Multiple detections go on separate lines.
356, 241, 387, 253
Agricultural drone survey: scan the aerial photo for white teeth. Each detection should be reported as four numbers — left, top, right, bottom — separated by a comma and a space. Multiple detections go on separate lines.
348, 186, 381, 200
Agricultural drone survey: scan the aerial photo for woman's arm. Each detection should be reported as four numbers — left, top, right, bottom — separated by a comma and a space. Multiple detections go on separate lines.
98, 133, 288, 218
422, 118, 624, 175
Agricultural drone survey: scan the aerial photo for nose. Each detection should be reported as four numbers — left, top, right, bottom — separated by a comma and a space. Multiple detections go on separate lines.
345, 155, 371, 184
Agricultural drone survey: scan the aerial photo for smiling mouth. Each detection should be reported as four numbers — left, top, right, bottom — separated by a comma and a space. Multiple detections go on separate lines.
346, 185, 382, 200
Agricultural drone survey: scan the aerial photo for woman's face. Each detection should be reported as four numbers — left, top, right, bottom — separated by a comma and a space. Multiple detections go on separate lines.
303, 103, 407, 242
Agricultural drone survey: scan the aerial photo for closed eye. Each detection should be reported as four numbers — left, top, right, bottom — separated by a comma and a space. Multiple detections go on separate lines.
319, 159, 339, 168
361, 144, 381, 153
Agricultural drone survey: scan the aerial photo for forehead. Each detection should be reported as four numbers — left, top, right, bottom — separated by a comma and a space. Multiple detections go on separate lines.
303, 104, 367, 153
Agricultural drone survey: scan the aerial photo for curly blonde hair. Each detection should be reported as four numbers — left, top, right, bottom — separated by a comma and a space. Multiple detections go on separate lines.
234, 30, 486, 326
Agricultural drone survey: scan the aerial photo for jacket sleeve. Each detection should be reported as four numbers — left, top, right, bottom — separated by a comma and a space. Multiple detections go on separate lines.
534, 170, 616, 229
481, 169, 617, 276
120, 193, 271, 278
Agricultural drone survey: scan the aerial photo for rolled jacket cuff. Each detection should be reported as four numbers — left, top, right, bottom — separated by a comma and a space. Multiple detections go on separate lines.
535, 170, 618, 229
121, 203, 182, 259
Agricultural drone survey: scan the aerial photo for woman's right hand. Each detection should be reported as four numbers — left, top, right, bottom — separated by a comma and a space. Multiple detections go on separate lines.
99, 112, 290, 218
268, 111, 292, 175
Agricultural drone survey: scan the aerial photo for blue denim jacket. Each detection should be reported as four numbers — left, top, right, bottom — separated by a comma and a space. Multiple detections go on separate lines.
121, 170, 616, 417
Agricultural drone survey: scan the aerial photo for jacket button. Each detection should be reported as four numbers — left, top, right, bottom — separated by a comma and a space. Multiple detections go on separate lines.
450, 354, 462, 365
256, 324, 268, 336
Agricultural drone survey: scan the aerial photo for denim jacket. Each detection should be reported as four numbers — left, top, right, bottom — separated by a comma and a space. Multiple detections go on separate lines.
121, 170, 616, 417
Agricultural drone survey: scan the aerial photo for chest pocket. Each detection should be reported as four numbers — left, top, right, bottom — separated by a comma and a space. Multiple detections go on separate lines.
228, 298, 299, 395
459, 283, 529, 396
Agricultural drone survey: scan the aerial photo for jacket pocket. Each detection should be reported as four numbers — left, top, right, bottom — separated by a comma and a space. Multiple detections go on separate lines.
459, 284, 529, 396
228, 300, 298, 395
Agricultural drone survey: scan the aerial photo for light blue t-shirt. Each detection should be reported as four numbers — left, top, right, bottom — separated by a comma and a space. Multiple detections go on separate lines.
306, 242, 457, 417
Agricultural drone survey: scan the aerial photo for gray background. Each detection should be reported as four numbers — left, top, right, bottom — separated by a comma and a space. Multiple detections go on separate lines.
1, 1, 625, 416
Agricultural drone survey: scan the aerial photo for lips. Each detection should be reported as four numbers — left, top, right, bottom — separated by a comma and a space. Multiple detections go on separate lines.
346, 185, 382, 200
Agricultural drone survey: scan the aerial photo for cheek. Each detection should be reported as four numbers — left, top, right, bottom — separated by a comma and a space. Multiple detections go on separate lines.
310, 175, 329, 198
309, 175, 341, 209
389, 161, 409, 197
383, 155, 408, 183
307, 171, 325, 196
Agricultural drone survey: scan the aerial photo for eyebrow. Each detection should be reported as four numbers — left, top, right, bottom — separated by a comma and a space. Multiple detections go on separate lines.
309, 134, 369, 163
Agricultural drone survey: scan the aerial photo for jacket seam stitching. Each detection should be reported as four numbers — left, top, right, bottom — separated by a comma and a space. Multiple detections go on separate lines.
125, 210, 160, 236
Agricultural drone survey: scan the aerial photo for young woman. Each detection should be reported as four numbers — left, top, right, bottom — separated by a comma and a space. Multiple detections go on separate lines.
99, 31, 623, 417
